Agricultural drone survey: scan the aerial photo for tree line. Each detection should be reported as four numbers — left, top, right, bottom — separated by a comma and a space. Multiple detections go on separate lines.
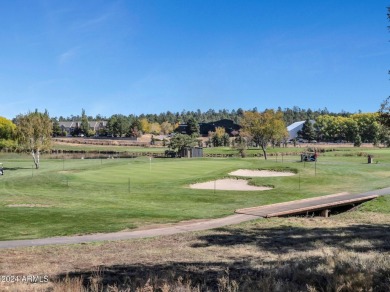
0, 102, 389, 167
51, 107, 354, 138
298, 113, 389, 146
56, 107, 347, 125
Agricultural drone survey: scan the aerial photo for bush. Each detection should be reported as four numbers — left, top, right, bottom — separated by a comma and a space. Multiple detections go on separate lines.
354, 134, 362, 147
165, 150, 177, 158
0, 139, 17, 150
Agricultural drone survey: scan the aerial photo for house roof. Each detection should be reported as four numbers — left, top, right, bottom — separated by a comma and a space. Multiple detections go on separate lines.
59, 121, 75, 128
59, 121, 107, 129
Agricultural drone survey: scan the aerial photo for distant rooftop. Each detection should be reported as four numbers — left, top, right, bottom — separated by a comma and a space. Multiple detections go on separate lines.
287, 121, 306, 131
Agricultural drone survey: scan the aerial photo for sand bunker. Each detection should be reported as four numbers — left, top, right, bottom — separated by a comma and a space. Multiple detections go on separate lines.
7, 204, 51, 208
229, 169, 295, 177
189, 179, 272, 191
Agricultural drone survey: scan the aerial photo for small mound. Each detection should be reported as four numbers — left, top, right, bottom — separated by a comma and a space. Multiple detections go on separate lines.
189, 179, 272, 191
229, 169, 295, 177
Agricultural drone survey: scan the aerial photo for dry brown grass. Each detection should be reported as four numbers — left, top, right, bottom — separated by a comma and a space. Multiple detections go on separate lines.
1, 211, 390, 291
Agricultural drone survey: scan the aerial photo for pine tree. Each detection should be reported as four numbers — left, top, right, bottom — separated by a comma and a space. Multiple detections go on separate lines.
354, 134, 362, 147
186, 117, 199, 136
299, 119, 315, 141
80, 109, 90, 136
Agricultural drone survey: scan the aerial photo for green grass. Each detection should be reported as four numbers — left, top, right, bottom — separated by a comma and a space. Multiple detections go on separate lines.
51, 139, 380, 156
0, 148, 389, 240
203, 146, 304, 155
359, 196, 390, 213
52, 143, 166, 153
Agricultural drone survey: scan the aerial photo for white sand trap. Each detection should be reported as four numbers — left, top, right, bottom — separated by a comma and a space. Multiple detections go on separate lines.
7, 204, 51, 208
189, 179, 272, 191
229, 169, 295, 177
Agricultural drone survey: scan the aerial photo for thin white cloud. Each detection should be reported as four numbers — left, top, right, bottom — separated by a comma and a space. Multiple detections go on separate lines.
70, 0, 124, 32
81, 14, 109, 28
71, 12, 112, 31
58, 47, 79, 64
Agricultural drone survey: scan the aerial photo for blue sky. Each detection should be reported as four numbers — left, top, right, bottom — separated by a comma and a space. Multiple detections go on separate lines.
0, 0, 389, 119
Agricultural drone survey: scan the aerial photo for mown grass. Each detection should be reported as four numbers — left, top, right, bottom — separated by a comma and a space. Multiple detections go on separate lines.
0, 148, 389, 240
51, 143, 166, 153
51, 139, 378, 155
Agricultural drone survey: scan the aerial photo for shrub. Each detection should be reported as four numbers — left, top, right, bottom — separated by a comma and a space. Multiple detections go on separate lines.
354, 134, 362, 147
0, 139, 17, 151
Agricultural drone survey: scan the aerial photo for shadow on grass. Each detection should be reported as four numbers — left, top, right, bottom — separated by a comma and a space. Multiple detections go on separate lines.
192, 224, 390, 253
53, 258, 390, 291
54, 224, 390, 291
3, 167, 33, 171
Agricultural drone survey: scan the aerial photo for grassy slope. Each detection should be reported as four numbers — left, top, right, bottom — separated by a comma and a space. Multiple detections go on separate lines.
0, 148, 389, 240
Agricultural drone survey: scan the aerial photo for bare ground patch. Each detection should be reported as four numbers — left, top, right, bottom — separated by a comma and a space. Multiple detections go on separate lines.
189, 178, 273, 191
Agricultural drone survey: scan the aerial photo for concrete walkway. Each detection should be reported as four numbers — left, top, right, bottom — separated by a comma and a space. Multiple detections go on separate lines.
1, 187, 390, 249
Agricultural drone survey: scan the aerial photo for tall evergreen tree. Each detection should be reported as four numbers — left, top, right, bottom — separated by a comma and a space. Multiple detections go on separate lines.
52, 118, 63, 137
80, 109, 90, 136
379, 97, 390, 127
299, 119, 315, 140
186, 117, 199, 136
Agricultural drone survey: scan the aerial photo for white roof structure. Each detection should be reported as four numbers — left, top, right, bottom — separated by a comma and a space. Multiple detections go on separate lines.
287, 120, 315, 140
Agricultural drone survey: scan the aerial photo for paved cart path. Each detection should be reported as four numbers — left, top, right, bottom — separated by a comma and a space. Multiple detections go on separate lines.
1, 187, 390, 249
235, 192, 380, 217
